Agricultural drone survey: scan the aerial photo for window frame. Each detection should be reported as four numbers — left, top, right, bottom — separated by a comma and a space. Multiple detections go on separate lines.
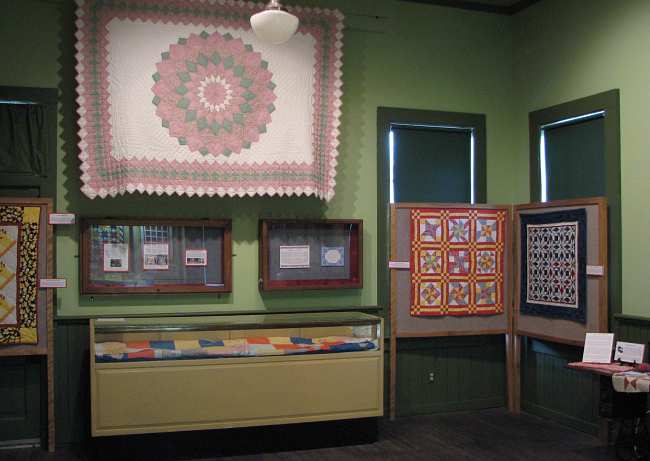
528, 89, 621, 316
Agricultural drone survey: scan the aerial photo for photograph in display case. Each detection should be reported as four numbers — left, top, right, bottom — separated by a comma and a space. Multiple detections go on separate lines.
184, 249, 208, 267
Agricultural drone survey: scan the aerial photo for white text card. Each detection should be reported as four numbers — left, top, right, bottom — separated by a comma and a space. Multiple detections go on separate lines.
48, 213, 76, 225
279, 245, 310, 269
582, 332, 615, 363
614, 341, 645, 364
586, 265, 605, 276
39, 278, 67, 289
389, 261, 410, 269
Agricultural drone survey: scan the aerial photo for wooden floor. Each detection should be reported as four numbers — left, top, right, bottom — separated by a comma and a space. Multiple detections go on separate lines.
0, 408, 617, 461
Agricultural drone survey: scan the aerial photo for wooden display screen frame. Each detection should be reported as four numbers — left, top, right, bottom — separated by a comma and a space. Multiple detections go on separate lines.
513, 197, 609, 346
388, 198, 609, 418
259, 219, 363, 291
0, 197, 55, 452
80, 218, 232, 295
388, 202, 514, 419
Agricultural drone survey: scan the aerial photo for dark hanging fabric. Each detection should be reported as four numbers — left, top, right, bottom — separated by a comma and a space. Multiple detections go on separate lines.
0, 102, 47, 176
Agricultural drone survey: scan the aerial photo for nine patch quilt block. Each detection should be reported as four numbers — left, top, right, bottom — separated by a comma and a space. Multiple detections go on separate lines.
0, 205, 40, 345
410, 208, 506, 317
519, 209, 587, 323
75, 0, 343, 200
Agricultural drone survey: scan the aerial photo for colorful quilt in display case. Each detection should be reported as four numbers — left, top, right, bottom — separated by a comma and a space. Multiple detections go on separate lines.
75, 0, 344, 201
0, 205, 40, 344
95, 336, 378, 362
410, 208, 506, 317
519, 209, 587, 323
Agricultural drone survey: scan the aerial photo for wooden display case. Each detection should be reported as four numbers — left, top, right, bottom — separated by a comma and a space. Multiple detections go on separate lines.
90, 312, 383, 437
259, 219, 362, 291
80, 218, 232, 294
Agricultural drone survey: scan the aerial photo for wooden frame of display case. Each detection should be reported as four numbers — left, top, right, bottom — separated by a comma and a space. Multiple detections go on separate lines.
259, 219, 363, 291
80, 218, 232, 294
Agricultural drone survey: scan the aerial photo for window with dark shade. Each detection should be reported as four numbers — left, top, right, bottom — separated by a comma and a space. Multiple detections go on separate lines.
541, 113, 606, 201
0, 102, 47, 176
529, 89, 621, 317
391, 125, 473, 204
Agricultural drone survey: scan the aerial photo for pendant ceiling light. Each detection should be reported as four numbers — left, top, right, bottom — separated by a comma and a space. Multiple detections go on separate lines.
250, 0, 300, 45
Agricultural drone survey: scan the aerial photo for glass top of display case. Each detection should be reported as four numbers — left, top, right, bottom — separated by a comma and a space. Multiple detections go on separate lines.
93, 312, 381, 333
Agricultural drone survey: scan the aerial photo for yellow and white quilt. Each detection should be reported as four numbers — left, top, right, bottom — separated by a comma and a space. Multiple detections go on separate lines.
0, 206, 40, 345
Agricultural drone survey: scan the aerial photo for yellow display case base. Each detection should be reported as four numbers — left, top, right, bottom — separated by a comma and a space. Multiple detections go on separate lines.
90, 313, 384, 437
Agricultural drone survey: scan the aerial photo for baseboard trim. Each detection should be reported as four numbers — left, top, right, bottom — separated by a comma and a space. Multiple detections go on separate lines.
398, 397, 505, 417
0, 438, 40, 449
522, 401, 598, 435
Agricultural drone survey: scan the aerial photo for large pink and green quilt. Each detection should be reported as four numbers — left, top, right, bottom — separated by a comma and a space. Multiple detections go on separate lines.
75, 0, 343, 200
410, 208, 506, 317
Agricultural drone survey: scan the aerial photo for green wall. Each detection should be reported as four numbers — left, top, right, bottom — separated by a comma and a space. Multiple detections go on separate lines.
0, 0, 516, 318
512, 0, 650, 318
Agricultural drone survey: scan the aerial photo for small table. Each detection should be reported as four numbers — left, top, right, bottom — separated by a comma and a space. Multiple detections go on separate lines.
568, 362, 649, 461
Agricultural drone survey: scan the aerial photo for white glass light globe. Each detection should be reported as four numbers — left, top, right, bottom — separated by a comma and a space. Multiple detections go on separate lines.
250, 9, 299, 45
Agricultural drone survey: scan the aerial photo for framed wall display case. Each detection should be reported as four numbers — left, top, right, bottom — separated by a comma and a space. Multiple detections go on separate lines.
259, 219, 363, 291
81, 218, 231, 294
90, 312, 383, 436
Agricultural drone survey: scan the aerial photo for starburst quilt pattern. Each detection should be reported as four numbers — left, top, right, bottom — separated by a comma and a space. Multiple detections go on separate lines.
410, 208, 506, 317
75, 0, 344, 200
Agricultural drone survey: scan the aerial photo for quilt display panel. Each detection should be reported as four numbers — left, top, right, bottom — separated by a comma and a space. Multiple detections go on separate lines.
75, 0, 343, 200
0, 205, 40, 345
520, 209, 587, 323
410, 208, 506, 317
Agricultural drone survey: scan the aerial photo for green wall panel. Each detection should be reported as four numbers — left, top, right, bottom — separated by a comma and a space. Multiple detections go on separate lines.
615, 315, 650, 344
396, 336, 506, 416
0, 357, 43, 443
521, 339, 599, 435
54, 321, 91, 446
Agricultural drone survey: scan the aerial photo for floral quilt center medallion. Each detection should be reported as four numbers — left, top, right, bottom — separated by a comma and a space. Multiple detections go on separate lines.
153, 31, 276, 157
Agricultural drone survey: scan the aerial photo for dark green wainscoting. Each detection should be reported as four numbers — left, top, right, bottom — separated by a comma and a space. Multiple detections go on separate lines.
0, 356, 43, 444
521, 338, 600, 435
54, 319, 91, 446
0, 320, 92, 447
614, 314, 650, 344
395, 335, 506, 416
521, 314, 650, 437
